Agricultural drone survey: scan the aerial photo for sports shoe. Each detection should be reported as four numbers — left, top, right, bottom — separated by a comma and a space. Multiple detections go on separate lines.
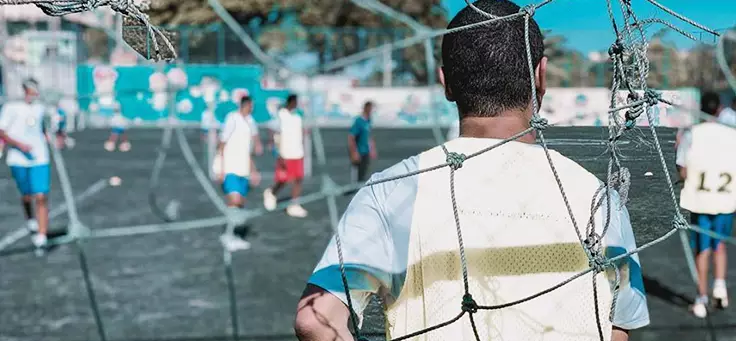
104, 141, 115, 152
713, 282, 729, 308
263, 188, 277, 211
692, 296, 708, 318
286, 204, 308, 218
26, 219, 39, 232
32, 233, 47, 256
219, 233, 251, 252
119, 141, 131, 152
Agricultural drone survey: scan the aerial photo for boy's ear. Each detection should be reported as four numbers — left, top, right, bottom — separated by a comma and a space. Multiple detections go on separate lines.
439, 67, 454, 102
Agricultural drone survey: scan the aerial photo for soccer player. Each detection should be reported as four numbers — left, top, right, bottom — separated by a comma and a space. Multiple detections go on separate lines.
717, 97, 736, 127
104, 106, 131, 152
294, 2, 649, 341
263, 94, 308, 218
201, 109, 218, 141
214, 96, 261, 249
0, 79, 51, 251
676, 91, 736, 318
53, 104, 69, 149
247, 112, 264, 156
348, 101, 377, 183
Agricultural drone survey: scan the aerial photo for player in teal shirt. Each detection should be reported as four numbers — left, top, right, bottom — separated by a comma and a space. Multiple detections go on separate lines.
348, 101, 377, 184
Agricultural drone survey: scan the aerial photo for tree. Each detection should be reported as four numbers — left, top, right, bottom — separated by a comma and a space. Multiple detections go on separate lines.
127, 0, 447, 84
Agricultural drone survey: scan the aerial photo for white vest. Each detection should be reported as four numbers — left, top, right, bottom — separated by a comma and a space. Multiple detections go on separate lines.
384, 139, 613, 341
680, 122, 736, 215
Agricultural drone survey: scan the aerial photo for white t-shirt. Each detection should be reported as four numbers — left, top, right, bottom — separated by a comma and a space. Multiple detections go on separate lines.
246, 115, 259, 136
110, 113, 127, 129
309, 138, 649, 336
201, 110, 219, 130
277, 108, 304, 160
718, 107, 736, 127
218, 112, 253, 177
0, 101, 49, 167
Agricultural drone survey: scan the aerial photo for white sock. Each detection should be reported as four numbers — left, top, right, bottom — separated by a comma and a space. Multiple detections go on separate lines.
696, 295, 709, 304
714, 279, 727, 289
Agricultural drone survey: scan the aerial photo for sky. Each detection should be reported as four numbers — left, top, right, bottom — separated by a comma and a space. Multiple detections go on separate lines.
441, 0, 735, 53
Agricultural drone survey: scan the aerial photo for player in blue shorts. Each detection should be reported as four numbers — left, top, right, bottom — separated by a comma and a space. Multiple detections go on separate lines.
104, 106, 131, 152
0, 79, 51, 252
677, 91, 734, 318
213, 96, 261, 249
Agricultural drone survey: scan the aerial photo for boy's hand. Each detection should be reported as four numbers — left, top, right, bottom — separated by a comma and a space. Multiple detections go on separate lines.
18, 143, 32, 154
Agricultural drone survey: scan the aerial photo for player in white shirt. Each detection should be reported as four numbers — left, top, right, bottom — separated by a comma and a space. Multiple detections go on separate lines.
213, 96, 261, 249
676, 91, 734, 318
104, 105, 131, 152
201, 109, 219, 141
717, 97, 736, 127
0, 79, 52, 251
263, 94, 308, 218
295, 2, 648, 341
246, 113, 263, 156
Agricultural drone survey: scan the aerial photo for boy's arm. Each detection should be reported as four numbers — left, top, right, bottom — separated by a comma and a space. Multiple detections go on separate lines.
0, 110, 31, 152
295, 178, 393, 340
0, 129, 30, 151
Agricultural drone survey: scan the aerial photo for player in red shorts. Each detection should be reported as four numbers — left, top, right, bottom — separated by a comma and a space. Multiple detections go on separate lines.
263, 94, 308, 218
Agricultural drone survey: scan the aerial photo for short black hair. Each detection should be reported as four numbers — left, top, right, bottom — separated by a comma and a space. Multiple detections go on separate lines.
240, 95, 252, 106
441, 0, 545, 118
286, 94, 298, 105
364, 101, 374, 108
701, 91, 720, 116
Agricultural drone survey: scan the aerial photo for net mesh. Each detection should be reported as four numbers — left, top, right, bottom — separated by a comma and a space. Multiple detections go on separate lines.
0, 0, 734, 340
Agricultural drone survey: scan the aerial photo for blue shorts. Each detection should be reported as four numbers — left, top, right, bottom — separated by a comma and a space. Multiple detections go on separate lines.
691, 213, 734, 253
111, 127, 125, 135
222, 174, 249, 197
10, 164, 50, 196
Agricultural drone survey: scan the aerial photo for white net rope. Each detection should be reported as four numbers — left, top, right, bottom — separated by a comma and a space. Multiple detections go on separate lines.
0, 1, 734, 341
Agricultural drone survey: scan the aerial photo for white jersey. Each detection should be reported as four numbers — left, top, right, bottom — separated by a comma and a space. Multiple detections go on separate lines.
110, 113, 127, 129
309, 138, 649, 340
277, 108, 304, 160
213, 112, 252, 177
677, 122, 736, 214
718, 107, 736, 127
201, 110, 218, 130
0, 101, 49, 167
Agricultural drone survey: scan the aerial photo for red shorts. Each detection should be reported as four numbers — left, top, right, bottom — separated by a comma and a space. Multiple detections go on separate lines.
274, 158, 304, 183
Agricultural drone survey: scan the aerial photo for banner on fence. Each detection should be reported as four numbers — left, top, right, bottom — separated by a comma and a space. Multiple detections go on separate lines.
76, 64, 700, 129
316, 86, 700, 128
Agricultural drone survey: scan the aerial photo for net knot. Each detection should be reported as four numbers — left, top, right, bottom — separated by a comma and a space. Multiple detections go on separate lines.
583, 233, 610, 273
461, 293, 478, 313
518, 4, 536, 17
673, 214, 689, 230
623, 92, 643, 129
110, 0, 134, 14
644, 89, 662, 106
530, 116, 549, 130
446, 152, 467, 171
608, 40, 624, 56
